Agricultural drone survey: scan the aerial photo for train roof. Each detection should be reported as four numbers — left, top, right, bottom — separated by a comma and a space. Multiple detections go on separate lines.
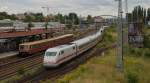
20, 34, 73, 46
71, 36, 91, 46
46, 44, 74, 52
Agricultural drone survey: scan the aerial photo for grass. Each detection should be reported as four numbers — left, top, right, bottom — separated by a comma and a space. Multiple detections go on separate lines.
57, 49, 124, 83
0, 65, 42, 83
124, 55, 150, 83
56, 48, 150, 83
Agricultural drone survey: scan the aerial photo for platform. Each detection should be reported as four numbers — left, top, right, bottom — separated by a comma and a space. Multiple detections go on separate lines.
0, 51, 19, 59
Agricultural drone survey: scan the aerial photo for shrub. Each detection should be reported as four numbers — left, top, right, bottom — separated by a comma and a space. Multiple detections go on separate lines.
126, 71, 138, 83
40, 80, 52, 83
144, 48, 150, 57
58, 79, 69, 83
143, 36, 150, 48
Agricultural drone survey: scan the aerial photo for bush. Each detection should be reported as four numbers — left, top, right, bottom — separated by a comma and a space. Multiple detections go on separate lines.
144, 36, 150, 48
144, 48, 150, 57
40, 80, 52, 83
58, 79, 69, 83
127, 47, 144, 57
126, 71, 138, 83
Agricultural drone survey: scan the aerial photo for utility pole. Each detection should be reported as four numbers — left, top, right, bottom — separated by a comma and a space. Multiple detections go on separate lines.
125, 0, 128, 24
72, 15, 75, 27
79, 15, 82, 28
42, 6, 51, 38
42, 6, 50, 30
65, 15, 67, 25
115, 0, 124, 72
125, 0, 128, 14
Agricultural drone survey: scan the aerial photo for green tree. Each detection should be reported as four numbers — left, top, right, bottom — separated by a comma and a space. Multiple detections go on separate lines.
147, 8, 150, 23
68, 13, 79, 25
143, 9, 147, 24
0, 12, 9, 20
34, 13, 44, 22
87, 15, 93, 24
23, 14, 34, 22
127, 13, 132, 22
130, 5, 147, 24
10, 14, 17, 20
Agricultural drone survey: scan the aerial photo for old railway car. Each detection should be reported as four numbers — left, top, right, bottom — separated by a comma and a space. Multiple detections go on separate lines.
19, 34, 74, 56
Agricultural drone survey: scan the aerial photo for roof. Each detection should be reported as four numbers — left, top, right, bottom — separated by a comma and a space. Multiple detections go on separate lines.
46, 44, 74, 52
0, 39, 8, 42
0, 29, 52, 39
72, 36, 90, 46
20, 34, 73, 46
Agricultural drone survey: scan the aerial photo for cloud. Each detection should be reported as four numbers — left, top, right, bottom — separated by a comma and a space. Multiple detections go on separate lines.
0, 0, 149, 16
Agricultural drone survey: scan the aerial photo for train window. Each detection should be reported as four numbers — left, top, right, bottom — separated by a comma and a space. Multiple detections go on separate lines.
73, 46, 75, 49
61, 51, 64, 54
46, 52, 57, 56
32, 45, 38, 49
20, 45, 24, 49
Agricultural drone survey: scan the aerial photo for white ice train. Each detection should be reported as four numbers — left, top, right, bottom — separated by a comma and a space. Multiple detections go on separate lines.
43, 27, 105, 67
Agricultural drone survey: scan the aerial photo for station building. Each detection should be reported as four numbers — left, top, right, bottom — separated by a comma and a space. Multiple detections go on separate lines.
0, 20, 64, 53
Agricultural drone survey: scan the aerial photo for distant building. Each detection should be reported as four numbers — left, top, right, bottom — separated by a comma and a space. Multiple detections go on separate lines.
16, 14, 25, 20
94, 16, 104, 23
0, 19, 14, 32
31, 22, 62, 29
0, 19, 64, 33
93, 16, 106, 28
13, 21, 28, 31
0, 19, 13, 27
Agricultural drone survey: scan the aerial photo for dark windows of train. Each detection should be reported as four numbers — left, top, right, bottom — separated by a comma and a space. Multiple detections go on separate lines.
61, 51, 64, 54
20, 45, 24, 49
46, 52, 57, 56
73, 46, 75, 49
32, 45, 38, 48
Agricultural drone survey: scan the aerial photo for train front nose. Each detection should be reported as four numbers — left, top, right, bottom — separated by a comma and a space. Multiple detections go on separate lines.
43, 57, 58, 67
43, 51, 58, 67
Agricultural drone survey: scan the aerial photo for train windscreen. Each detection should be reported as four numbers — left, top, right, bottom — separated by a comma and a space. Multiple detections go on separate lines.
46, 52, 57, 56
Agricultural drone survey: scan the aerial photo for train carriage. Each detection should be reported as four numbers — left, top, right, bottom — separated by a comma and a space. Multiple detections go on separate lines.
19, 34, 74, 56
43, 27, 105, 67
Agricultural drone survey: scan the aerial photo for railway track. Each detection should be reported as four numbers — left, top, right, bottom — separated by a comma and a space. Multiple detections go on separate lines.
0, 52, 43, 80
0, 56, 20, 65
0, 52, 43, 67
0, 28, 96, 65
0, 28, 97, 81
19, 43, 117, 83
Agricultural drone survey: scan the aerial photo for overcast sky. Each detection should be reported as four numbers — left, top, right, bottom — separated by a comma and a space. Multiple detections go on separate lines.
0, 0, 149, 16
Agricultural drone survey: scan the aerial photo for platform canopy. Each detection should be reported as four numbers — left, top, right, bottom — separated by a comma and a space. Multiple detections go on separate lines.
0, 29, 52, 39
